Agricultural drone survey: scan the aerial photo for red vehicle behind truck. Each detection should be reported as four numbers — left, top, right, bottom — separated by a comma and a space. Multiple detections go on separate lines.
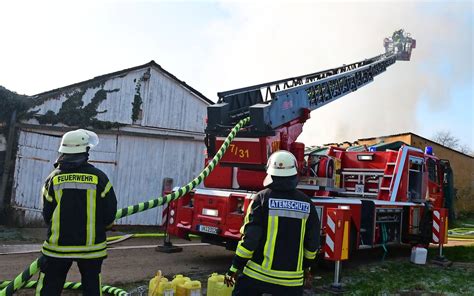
167, 31, 453, 257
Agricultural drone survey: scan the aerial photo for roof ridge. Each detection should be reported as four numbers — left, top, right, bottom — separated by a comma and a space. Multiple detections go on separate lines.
32, 60, 213, 105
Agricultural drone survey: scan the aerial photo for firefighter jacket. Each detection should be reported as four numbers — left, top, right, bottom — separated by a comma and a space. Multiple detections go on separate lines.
230, 176, 320, 287
41, 156, 117, 259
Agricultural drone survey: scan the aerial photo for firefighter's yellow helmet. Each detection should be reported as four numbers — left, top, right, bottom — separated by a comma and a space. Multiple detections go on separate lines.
58, 129, 99, 154
263, 150, 298, 186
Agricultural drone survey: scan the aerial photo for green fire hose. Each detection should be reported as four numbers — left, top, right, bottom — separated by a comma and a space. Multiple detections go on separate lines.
106, 233, 199, 243
448, 228, 474, 240
0, 117, 250, 296
0, 281, 128, 296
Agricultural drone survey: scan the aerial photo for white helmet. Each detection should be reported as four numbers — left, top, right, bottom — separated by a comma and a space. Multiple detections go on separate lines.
58, 129, 99, 154
263, 150, 298, 186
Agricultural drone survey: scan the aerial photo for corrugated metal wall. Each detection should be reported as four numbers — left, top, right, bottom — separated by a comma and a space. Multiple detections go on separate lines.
11, 130, 206, 226
30, 66, 209, 133
142, 69, 208, 132
11, 131, 119, 225
11, 132, 58, 224
114, 135, 205, 225
11, 64, 210, 226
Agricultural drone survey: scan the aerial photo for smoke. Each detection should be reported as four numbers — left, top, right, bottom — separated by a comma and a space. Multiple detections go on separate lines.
198, 1, 473, 145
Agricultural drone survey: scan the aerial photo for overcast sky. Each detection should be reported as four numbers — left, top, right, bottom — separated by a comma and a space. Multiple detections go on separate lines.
0, 0, 472, 149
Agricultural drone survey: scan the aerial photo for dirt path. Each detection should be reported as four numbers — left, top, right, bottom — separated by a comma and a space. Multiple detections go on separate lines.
0, 238, 233, 285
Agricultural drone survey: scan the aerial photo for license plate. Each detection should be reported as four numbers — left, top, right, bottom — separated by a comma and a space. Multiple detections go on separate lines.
198, 225, 219, 235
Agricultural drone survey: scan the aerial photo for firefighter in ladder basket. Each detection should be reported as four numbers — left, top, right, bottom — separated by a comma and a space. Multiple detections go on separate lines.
36, 129, 117, 296
225, 150, 320, 296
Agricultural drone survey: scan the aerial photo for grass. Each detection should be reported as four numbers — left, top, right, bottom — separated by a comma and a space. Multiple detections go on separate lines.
0, 226, 30, 242
451, 213, 474, 228
335, 261, 473, 295
0, 226, 45, 244
313, 244, 474, 295
428, 245, 474, 262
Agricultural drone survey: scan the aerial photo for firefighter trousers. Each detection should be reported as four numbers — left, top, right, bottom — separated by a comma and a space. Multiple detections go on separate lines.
36, 255, 103, 296
232, 274, 304, 296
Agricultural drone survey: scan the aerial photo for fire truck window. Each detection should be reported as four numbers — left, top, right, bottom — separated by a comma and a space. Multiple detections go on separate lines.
408, 158, 423, 202
427, 158, 439, 184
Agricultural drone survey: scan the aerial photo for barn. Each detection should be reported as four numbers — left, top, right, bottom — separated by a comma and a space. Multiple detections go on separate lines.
8, 61, 212, 226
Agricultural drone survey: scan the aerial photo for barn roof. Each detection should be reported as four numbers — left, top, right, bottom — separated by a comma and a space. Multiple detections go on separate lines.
32, 60, 213, 105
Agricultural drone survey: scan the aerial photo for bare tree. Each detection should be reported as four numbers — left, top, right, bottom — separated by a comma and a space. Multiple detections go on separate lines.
432, 131, 460, 149
459, 144, 473, 156
432, 130, 473, 155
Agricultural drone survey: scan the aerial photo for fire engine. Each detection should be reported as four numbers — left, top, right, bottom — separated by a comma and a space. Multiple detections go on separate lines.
167, 31, 452, 257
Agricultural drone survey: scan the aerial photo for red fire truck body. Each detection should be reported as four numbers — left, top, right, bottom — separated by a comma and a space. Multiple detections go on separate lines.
168, 143, 450, 251
167, 31, 452, 256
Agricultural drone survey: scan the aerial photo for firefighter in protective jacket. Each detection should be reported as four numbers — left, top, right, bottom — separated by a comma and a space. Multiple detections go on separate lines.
36, 129, 117, 296
225, 150, 320, 296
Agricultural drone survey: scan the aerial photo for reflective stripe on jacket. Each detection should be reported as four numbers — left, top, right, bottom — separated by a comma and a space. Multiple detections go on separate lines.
41, 163, 117, 259
231, 187, 320, 287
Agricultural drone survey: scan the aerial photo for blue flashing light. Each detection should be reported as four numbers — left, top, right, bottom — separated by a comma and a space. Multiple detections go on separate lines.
425, 146, 433, 155
369, 146, 377, 152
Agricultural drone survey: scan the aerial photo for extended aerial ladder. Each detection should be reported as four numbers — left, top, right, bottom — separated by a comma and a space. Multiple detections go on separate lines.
207, 33, 414, 137
204, 31, 416, 178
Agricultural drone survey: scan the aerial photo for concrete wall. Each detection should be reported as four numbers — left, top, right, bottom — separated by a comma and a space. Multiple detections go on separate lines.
357, 134, 411, 147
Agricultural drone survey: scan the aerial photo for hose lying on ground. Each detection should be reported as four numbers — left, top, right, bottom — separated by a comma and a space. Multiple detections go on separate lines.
448, 228, 474, 240
0, 117, 250, 296
106, 232, 199, 244
0, 281, 128, 296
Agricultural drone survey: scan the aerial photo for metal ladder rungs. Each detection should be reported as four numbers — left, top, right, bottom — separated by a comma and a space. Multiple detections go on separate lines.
380, 187, 391, 191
